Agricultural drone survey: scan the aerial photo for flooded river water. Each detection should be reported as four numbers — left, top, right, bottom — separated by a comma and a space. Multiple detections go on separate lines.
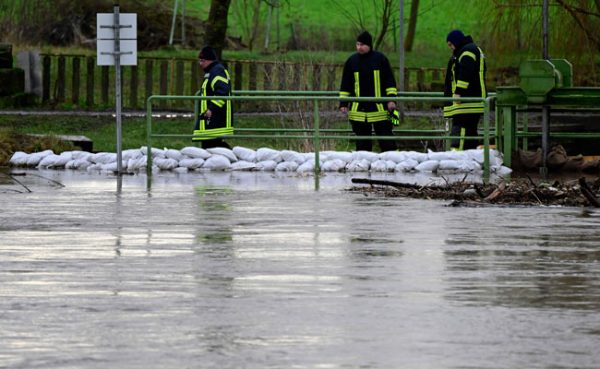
1, 170, 599, 369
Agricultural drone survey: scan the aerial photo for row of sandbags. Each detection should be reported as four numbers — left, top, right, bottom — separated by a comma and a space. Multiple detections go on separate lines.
9, 146, 512, 175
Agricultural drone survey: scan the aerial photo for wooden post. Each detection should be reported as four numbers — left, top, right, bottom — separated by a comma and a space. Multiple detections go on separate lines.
278, 63, 286, 90
175, 60, 184, 96
57, 55, 66, 102
263, 63, 272, 90
71, 57, 80, 105
327, 65, 336, 92
190, 60, 199, 95
42, 55, 51, 103
129, 65, 138, 109
312, 64, 321, 91
159, 60, 168, 109
249, 63, 257, 90
145, 59, 153, 103
101, 65, 109, 106
86, 56, 94, 108
417, 68, 425, 91
293, 64, 301, 90
234, 62, 242, 91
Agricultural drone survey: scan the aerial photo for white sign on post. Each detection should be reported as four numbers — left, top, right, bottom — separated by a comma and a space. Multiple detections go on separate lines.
96, 13, 137, 66
96, 7, 138, 177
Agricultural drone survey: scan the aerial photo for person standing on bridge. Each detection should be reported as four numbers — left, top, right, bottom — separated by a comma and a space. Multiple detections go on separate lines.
443, 29, 487, 150
193, 46, 233, 149
339, 31, 399, 152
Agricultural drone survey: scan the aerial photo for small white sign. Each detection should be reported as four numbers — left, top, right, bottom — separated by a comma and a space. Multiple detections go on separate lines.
96, 13, 137, 66
97, 13, 137, 40
97, 40, 137, 66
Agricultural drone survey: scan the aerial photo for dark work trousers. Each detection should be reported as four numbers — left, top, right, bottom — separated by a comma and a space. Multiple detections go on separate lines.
450, 113, 481, 150
200, 138, 231, 149
350, 120, 397, 152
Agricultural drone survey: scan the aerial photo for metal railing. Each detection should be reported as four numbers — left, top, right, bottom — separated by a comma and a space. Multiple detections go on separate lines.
146, 92, 495, 179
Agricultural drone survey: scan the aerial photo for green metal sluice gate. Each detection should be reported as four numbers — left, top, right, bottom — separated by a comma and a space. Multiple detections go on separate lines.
496, 59, 600, 174
145, 91, 496, 180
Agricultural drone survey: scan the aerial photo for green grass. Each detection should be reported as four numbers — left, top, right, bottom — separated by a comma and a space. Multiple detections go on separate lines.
0, 111, 441, 158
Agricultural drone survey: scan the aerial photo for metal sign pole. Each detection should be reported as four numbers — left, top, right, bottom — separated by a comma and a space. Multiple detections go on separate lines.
114, 4, 123, 175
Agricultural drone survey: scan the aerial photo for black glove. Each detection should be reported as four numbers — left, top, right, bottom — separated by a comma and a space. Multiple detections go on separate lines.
388, 109, 400, 126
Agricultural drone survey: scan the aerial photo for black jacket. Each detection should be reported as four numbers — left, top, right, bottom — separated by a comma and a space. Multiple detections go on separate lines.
339, 50, 397, 123
193, 61, 233, 140
443, 36, 487, 118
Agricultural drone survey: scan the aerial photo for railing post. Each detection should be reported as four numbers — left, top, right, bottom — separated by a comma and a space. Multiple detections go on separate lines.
159, 60, 168, 109
42, 55, 51, 103
57, 55, 66, 103
145, 59, 153, 102
71, 57, 80, 105
129, 65, 138, 109
86, 56, 95, 109
146, 96, 153, 175
313, 99, 321, 174
483, 96, 491, 182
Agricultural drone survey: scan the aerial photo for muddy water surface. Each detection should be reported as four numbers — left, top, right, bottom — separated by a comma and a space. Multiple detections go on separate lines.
1, 170, 599, 369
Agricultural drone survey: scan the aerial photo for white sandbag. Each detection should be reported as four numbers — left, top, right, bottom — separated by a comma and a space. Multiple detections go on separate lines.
25, 153, 44, 166
281, 150, 306, 164
379, 151, 406, 163
173, 167, 188, 173
65, 159, 92, 170
90, 152, 117, 164
207, 147, 237, 162
38, 153, 71, 168
275, 161, 299, 172
121, 149, 141, 161
231, 160, 256, 171
101, 162, 118, 172
9, 151, 29, 166
352, 151, 379, 162
415, 160, 439, 172
492, 165, 512, 176
154, 157, 179, 170
86, 163, 104, 171
203, 155, 231, 171
427, 150, 453, 161
438, 159, 461, 171
165, 149, 184, 161
346, 159, 370, 172
178, 158, 205, 169
458, 160, 481, 172
139, 146, 166, 158
256, 147, 282, 162
255, 160, 277, 171
26, 150, 54, 166
322, 151, 353, 163
370, 159, 391, 172
70, 150, 93, 161
321, 159, 346, 172
395, 158, 419, 172
405, 151, 429, 163
233, 146, 257, 162
127, 157, 147, 172
181, 146, 211, 159
297, 160, 315, 173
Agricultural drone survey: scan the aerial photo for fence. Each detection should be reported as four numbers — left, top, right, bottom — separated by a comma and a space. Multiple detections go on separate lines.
39, 53, 446, 110
145, 92, 495, 180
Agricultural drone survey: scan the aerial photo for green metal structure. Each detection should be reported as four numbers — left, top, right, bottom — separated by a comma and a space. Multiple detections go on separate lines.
496, 59, 600, 172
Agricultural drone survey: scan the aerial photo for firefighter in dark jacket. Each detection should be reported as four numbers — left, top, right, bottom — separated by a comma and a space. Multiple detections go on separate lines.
339, 31, 398, 152
193, 46, 233, 149
443, 29, 487, 150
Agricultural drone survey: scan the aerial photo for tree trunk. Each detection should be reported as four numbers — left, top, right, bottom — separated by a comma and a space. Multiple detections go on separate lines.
204, 0, 232, 59
405, 0, 419, 51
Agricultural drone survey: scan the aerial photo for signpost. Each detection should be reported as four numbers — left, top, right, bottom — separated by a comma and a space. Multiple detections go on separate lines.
97, 5, 137, 175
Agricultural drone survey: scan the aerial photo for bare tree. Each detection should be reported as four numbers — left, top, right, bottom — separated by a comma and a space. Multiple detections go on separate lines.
204, 0, 232, 59
330, 0, 398, 50
404, 0, 419, 51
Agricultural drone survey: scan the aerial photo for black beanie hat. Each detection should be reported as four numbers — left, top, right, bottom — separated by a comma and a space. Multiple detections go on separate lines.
446, 29, 465, 47
356, 31, 373, 48
198, 46, 217, 61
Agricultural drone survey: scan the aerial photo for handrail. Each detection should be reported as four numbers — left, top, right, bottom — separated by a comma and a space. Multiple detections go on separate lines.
146, 93, 493, 180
